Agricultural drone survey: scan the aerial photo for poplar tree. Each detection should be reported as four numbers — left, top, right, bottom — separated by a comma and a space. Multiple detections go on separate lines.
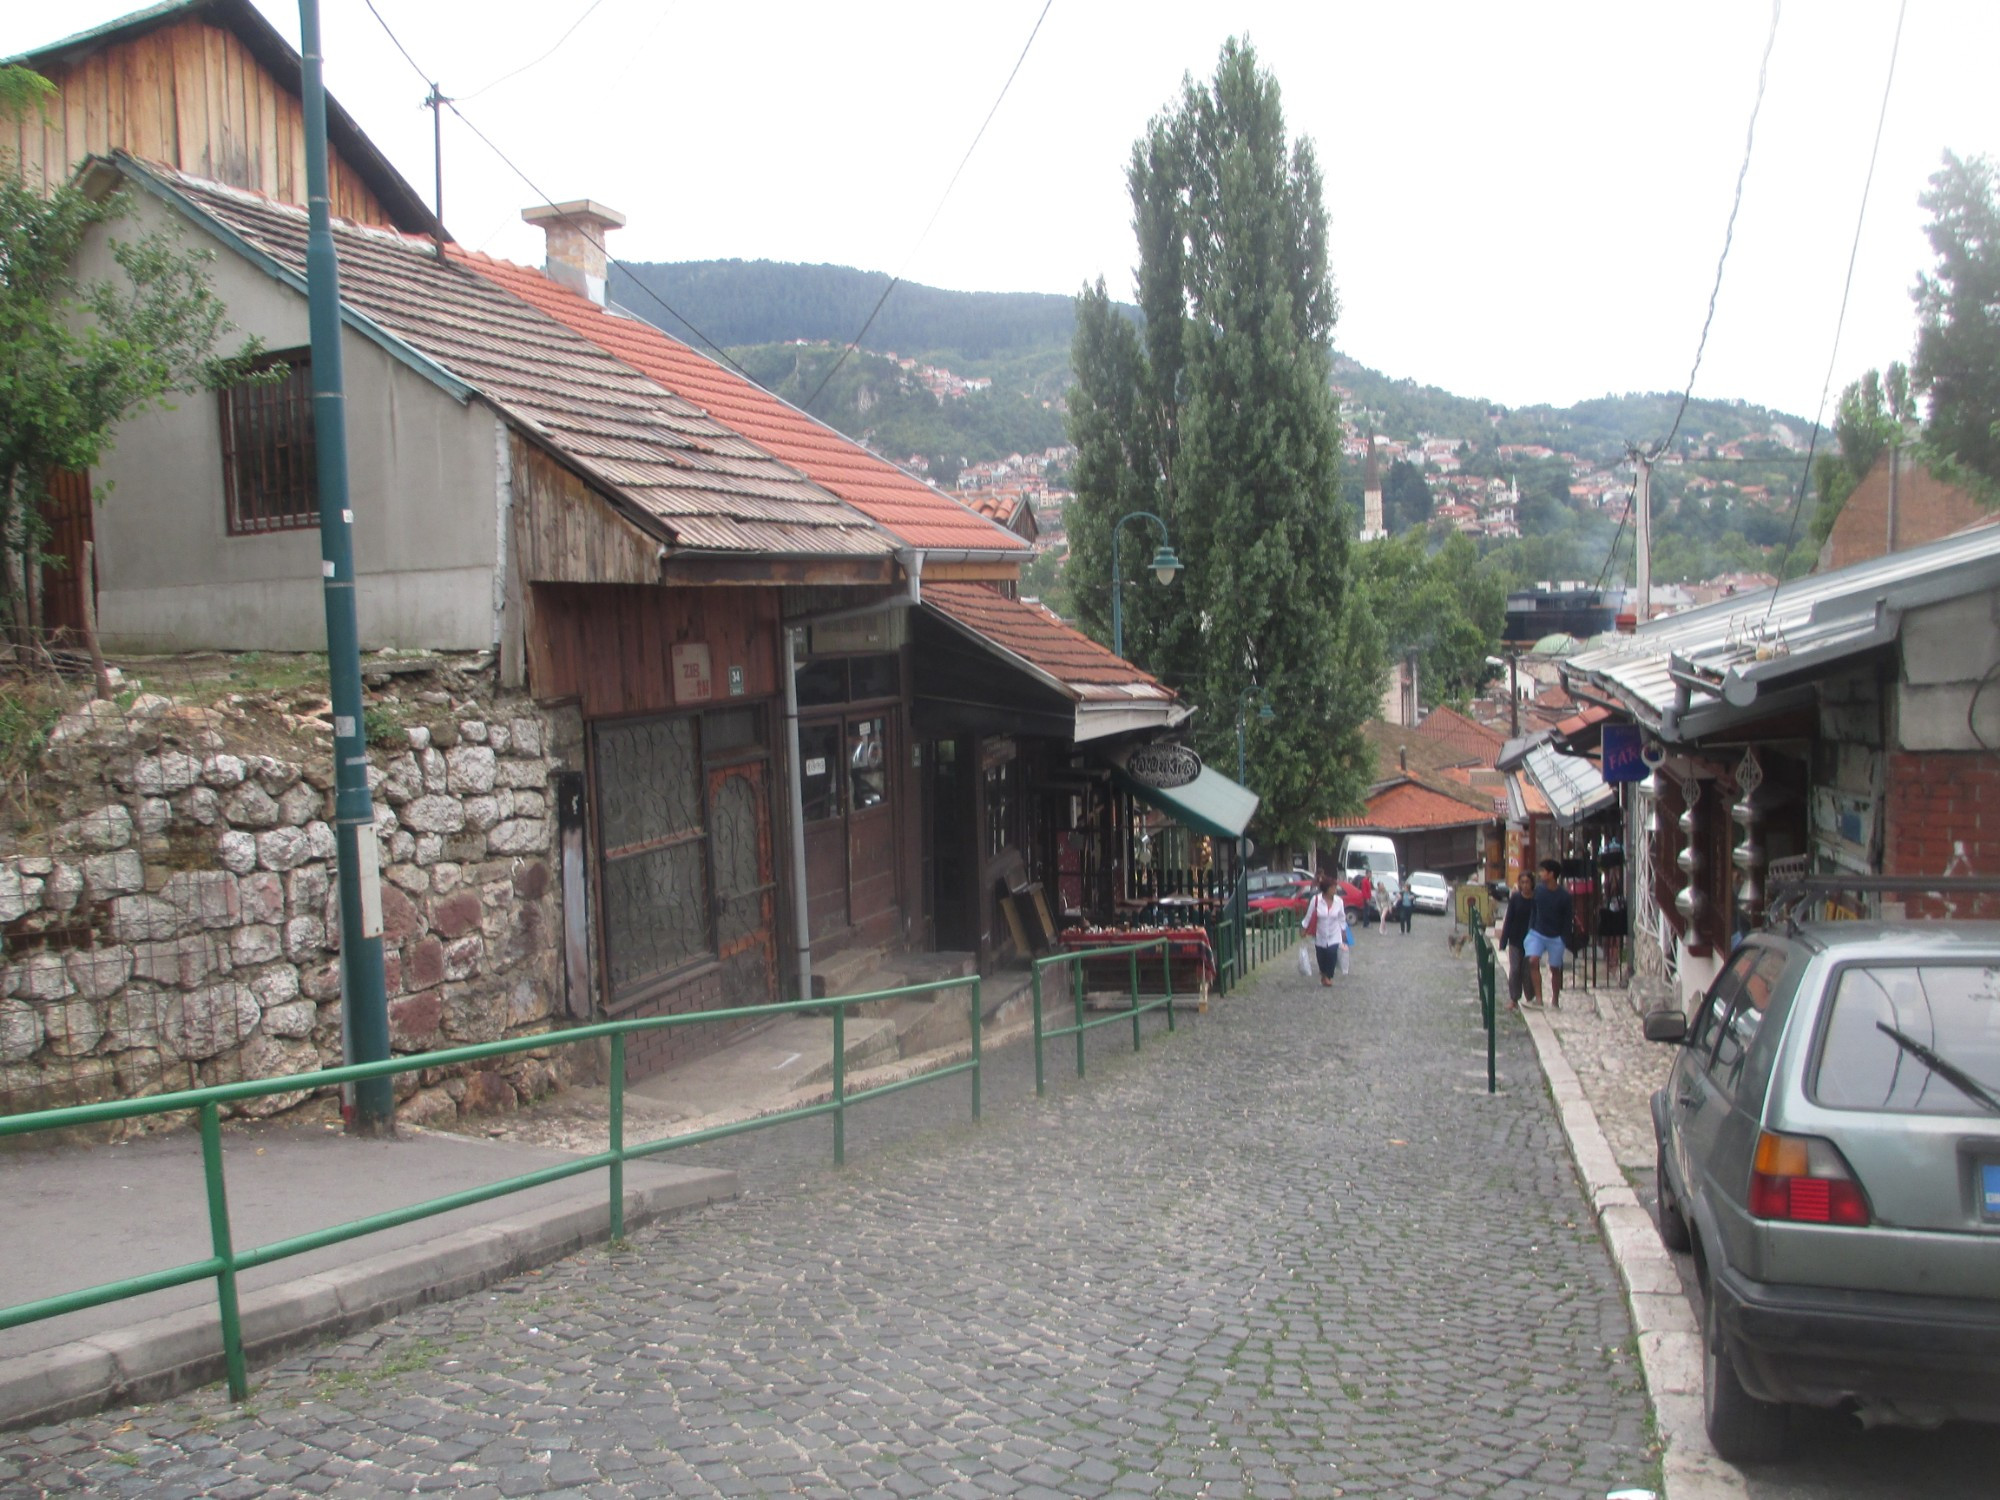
1068, 38, 1378, 843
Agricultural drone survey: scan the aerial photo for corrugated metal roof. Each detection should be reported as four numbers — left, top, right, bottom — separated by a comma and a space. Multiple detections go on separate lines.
458, 252, 1028, 556
1565, 524, 2000, 721
1521, 741, 1617, 828
135, 162, 893, 561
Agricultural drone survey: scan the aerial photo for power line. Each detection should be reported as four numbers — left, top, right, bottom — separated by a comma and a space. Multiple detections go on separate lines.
800, 0, 1055, 414
459, 0, 609, 102
358, 0, 761, 382
1764, 0, 1906, 617
1648, 0, 1781, 463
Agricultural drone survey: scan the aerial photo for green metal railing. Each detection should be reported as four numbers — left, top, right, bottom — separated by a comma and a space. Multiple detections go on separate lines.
0, 975, 980, 1402
1029, 938, 1180, 1096
1471, 922, 1498, 1093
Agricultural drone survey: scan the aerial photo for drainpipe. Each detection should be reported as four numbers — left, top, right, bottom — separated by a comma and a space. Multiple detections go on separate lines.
780, 550, 924, 1001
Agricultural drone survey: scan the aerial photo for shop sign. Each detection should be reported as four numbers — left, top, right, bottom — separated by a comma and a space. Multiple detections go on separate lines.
671, 643, 713, 704
1601, 724, 1647, 783
1126, 744, 1202, 789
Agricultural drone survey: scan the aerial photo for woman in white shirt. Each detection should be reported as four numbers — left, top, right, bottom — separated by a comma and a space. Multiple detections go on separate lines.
1300, 873, 1348, 988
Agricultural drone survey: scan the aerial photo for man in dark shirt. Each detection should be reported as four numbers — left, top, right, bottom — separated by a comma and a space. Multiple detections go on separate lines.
1524, 859, 1574, 1008
1498, 871, 1536, 1007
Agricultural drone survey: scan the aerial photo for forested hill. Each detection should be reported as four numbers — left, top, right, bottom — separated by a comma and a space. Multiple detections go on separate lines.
608, 260, 1101, 364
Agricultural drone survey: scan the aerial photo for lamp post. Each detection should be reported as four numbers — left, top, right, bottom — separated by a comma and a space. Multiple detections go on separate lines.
1236, 688, 1275, 785
1110, 511, 1182, 659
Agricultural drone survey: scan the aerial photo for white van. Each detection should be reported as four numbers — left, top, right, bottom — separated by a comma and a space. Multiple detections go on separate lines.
1336, 834, 1401, 900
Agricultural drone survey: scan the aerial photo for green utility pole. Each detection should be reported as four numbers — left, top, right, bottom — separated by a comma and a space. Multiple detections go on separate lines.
299, 0, 393, 1134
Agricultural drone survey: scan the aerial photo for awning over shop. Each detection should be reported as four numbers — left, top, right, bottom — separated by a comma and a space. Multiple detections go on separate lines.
1106, 754, 1259, 840
1521, 740, 1618, 828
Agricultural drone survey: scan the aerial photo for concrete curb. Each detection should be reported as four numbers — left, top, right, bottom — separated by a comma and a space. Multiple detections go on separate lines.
1520, 1008, 1748, 1500
0, 1164, 736, 1432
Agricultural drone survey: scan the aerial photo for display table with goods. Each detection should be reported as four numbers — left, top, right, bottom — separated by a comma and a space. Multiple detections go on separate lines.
1053, 924, 1218, 997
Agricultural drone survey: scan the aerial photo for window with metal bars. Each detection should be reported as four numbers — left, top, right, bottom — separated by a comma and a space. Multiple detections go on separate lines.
219, 351, 317, 534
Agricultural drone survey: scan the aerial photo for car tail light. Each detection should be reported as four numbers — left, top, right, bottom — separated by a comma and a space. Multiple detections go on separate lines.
1749, 1131, 1872, 1226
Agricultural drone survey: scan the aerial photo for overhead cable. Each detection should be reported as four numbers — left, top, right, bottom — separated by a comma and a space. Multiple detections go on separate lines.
1648, 0, 1782, 463
1764, 0, 1906, 615
800, 0, 1056, 414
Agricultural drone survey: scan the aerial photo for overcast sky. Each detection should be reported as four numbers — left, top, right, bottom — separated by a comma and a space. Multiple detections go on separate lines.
29, 1, 2000, 425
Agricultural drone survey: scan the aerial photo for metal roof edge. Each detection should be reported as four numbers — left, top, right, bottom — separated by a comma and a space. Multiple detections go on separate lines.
92, 154, 475, 405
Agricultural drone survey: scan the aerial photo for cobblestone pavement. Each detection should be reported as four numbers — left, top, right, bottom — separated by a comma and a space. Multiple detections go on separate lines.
1, 930, 1661, 1499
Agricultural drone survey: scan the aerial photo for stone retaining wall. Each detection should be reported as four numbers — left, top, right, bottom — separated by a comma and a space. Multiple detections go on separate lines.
0, 687, 580, 1131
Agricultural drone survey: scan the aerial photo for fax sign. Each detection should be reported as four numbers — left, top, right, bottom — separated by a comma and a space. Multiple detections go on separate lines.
1601, 724, 1647, 784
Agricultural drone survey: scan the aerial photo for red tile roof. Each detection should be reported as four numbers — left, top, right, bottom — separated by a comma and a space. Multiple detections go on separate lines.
456, 250, 1026, 556
1324, 780, 1497, 832
923, 582, 1172, 702
138, 162, 890, 559
1413, 705, 1506, 765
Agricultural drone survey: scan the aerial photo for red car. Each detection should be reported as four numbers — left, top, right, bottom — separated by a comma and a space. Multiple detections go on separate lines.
1245, 871, 1363, 916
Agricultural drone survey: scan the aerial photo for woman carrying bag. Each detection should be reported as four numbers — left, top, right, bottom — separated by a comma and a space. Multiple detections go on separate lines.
1300, 873, 1349, 988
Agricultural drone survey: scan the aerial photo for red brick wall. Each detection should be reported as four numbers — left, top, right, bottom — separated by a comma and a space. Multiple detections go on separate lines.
1883, 751, 2000, 918
1825, 455, 1988, 571
616, 968, 757, 1080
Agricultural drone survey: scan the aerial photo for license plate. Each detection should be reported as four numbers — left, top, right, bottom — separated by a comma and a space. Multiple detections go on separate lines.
1984, 1162, 2000, 1221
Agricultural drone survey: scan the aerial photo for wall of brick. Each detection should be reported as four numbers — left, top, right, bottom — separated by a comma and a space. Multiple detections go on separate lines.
1882, 750, 2000, 919
1822, 454, 1988, 572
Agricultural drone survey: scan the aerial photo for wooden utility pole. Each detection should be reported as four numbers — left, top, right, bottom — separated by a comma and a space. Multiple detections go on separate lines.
1633, 451, 1654, 623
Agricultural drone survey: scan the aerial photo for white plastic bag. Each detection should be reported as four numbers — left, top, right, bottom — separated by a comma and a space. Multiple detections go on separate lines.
1337, 942, 1351, 975
1298, 942, 1314, 977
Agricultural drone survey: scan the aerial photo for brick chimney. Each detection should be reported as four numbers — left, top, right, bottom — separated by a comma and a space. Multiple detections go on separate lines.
521, 200, 625, 306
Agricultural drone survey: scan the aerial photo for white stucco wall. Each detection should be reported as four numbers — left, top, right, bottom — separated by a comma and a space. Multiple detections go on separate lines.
74, 190, 504, 653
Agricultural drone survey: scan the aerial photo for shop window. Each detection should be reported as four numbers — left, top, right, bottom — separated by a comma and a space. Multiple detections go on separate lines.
985, 757, 1018, 858
796, 659, 848, 708
849, 653, 900, 701
220, 350, 318, 534
849, 717, 887, 811
800, 721, 842, 822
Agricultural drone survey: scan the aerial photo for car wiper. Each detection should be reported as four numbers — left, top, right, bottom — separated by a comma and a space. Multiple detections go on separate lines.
1875, 1022, 2000, 1115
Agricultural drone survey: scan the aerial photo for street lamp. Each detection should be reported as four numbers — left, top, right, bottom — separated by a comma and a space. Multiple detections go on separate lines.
1236, 688, 1276, 784
1109, 510, 1182, 659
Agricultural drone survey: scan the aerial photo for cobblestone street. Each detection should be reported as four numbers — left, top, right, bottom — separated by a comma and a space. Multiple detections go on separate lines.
1, 930, 1660, 1499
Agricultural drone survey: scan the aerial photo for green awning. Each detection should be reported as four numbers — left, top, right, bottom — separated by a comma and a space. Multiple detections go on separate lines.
1107, 756, 1260, 840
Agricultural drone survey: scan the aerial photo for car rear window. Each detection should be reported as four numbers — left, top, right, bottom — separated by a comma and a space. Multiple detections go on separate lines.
1812, 963, 2000, 1115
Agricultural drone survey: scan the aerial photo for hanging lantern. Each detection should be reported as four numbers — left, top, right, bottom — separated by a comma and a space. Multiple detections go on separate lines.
1675, 781, 1703, 922
1733, 749, 1766, 928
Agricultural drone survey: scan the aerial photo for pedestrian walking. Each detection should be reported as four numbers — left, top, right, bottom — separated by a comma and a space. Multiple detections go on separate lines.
1498, 870, 1535, 1007
1354, 871, 1373, 929
1523, 858, 1573, 1009
1299, 873, 1348, 988
1394, 886, 1415, 933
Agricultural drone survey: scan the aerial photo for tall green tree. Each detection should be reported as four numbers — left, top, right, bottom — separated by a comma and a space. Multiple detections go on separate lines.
1911, 151, 2000, 490
1382, 458, 1432, 533
1808, 365, 1911, 548
1355, 531, 1503, 707
1068, 39, 1378, 841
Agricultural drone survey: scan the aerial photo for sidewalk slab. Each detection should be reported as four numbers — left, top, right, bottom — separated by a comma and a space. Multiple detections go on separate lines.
0, 1120, 735, 1429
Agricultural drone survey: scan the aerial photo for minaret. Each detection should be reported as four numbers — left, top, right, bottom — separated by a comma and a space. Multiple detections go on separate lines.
1361, 434, 1385, 540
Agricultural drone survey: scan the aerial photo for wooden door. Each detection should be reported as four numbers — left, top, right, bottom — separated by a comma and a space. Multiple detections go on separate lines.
40, 469, 94, 639
707, 760, 778, 1009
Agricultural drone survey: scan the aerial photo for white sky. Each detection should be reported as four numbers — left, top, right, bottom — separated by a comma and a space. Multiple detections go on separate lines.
25, 1, 2000, 423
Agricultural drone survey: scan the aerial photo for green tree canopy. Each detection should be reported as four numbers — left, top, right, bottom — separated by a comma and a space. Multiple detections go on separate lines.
1382, 458, 1432, 533
1912, 151, 2000, 491
1355, 531, 1504, 707
1808, 365, 1911, 548
0, 174, 262, 639
1067, 38, 1379, 842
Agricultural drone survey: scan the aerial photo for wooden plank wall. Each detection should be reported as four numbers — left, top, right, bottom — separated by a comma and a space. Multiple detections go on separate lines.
528, 582, 781, 722
8, 15, 388, 225
511, 438, 662, 588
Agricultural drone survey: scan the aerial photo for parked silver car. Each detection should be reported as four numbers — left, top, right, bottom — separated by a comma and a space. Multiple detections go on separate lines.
1644, 922, 2000, 1462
